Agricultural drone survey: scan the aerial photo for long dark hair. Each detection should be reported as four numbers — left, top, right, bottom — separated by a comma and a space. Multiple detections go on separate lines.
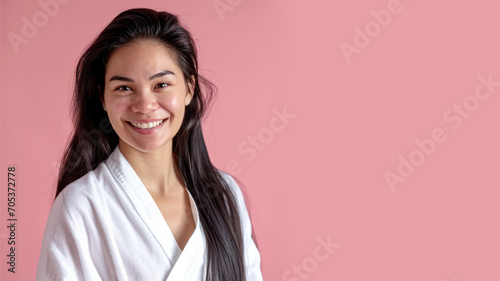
56, 8, 247, 280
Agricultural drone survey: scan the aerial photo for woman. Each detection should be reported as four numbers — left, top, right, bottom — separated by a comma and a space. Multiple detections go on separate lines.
36, 8, 263, 281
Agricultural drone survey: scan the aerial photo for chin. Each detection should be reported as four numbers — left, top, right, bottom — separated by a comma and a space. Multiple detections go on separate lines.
132, 140, 172, 153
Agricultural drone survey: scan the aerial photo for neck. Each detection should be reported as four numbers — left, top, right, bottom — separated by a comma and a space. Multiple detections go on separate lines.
118, 141, 184, 197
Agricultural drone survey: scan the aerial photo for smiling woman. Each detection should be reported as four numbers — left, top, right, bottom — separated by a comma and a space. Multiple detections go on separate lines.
35, 8, 263, 281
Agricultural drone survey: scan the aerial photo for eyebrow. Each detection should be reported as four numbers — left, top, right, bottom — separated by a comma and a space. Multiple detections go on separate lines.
109, 70, 175, 82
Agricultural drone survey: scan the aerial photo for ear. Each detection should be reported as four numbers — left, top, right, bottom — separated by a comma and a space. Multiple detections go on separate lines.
185, 75, 195, 106
98, 85, 106, 111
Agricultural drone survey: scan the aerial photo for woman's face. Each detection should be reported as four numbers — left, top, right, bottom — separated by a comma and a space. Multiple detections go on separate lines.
102, 40, 194, 153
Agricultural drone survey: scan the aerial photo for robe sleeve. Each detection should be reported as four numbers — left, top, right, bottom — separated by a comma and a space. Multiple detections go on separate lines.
36, 189, 102, 281
222, 173, 264, 281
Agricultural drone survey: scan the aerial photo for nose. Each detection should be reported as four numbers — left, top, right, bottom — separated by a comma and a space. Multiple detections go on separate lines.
130, 89, 159, 113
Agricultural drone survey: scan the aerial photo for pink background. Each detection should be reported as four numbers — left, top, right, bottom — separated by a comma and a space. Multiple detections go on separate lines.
1, 0, 500, 280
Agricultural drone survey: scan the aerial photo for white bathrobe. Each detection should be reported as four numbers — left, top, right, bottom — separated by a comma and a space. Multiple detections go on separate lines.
36, 146, 263, 280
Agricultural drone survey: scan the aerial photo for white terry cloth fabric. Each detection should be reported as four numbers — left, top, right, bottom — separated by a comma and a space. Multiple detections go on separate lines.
36, 145, 263, 281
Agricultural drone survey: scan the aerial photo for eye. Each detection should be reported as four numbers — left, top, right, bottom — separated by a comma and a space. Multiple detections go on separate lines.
155, 82, 170, 89
115, 85, 132, 91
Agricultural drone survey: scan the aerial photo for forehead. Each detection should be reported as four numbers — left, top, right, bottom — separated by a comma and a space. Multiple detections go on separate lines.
105, 40, 181, 79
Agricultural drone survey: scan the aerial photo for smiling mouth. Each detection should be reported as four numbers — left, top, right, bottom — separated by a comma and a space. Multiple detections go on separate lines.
127, 118, 168, 129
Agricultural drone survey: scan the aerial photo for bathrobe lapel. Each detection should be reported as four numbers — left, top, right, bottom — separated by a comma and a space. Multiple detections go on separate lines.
164, 189, 206, 281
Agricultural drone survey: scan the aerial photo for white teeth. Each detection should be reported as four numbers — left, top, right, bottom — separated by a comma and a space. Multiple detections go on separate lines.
130, 119, 165, 129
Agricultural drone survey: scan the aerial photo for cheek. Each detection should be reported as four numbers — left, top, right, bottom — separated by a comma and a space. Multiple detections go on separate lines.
106, 97, 130, 115
161, 95, 185, 114
105, 98, 130, 127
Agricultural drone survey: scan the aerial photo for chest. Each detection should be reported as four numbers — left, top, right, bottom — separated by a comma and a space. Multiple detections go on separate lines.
152, 189, 196, 251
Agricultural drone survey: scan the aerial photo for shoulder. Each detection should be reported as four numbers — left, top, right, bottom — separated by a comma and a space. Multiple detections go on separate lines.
217, 170, 244, 201
49, 161, 113, 229
57, 163, 108, 207
216, 169, 252, 220
217, 169, 237, 188
42, 162, 113, 244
